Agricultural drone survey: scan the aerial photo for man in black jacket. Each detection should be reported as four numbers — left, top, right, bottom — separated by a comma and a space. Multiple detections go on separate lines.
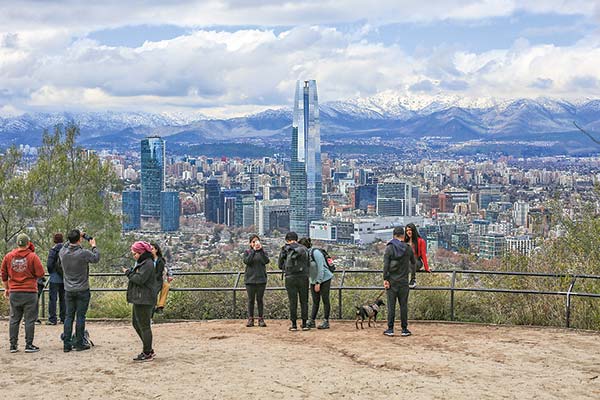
383, 226, 415, 337
278, 231, 310, 331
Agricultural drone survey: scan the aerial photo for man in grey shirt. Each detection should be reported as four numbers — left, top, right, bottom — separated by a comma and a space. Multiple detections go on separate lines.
59, 229, 99, 352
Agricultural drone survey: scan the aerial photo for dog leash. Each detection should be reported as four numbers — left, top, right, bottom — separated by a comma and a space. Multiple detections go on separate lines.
374, 289, 385, 301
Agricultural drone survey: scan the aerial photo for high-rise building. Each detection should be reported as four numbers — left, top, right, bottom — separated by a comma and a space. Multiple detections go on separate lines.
376, 179, 414, 217
290, 80, 322, 237
122, 190, 141, 231
355, 184, 377, 211
160, 190, 180, 232
220, 189, 240, 226
513, 201, 529, 227
235, 190, 255, 228
479, 232, 506, 259
141, 137, 165, 217
204, 176, 221, 223
255, 199, 290, 236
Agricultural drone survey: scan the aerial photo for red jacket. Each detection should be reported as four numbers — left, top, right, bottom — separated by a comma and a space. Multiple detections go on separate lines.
1, 244, 45, 293
414, 237, 430, 272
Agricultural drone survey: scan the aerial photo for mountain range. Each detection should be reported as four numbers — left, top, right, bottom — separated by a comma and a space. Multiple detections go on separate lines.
1, 95, 600, 156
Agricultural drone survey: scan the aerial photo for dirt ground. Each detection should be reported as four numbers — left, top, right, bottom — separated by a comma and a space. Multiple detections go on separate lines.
1, 319, 599, 400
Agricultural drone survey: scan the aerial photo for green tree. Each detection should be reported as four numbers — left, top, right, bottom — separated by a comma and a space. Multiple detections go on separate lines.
25, 124, 128, 269
0, 146, 35, 254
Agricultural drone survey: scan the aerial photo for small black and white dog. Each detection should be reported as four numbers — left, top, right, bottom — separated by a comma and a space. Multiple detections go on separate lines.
355, 299, 385, 329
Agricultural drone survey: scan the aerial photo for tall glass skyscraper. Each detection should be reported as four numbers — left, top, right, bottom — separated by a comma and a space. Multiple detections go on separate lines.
122, 190, 141, 231
204, 176, 221, 223
160, 190, 180, 232
141, 137, 165, 217
290, 80, 322, 237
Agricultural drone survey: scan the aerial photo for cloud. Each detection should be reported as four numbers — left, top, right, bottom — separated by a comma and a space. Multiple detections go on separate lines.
440, 80, 469, 91
409, 80, 437, 92
0, 2, 600, 116
530, 78, 553, 89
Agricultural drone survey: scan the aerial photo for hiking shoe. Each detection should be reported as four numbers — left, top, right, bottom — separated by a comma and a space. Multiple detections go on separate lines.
289, 325, 298, 332
246, 317, 254, 327
154, 307, 164, 314
401, 329, 412, 337
10, 344, 18, 353
317, 320, 330, 329
409, 279, 417, 289
258, 318, 267, 327
25, 344, 40, 353
383, 329, 394, 337
306, 319, 316, 329
63, 346, 72, 353
75, 344, 91, 352
133, 352, 154, 362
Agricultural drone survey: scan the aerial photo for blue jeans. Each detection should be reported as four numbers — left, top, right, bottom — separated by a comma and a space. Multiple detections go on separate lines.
48, 282, 65, 323
63, 290, 91, 348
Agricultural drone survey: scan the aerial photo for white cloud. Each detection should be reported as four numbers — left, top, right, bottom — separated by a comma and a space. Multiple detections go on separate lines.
0, 1, 599, 116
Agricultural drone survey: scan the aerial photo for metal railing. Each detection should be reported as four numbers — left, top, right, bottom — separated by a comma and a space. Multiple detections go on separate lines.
39, 269, 600, 328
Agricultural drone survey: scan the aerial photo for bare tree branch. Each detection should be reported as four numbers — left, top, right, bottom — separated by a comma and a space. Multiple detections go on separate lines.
574, 121, 600, 145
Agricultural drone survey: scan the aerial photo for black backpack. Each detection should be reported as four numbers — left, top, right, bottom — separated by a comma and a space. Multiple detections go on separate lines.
54, 245, 64, 277
284, 245, 308, 275
310, 248, 336, 273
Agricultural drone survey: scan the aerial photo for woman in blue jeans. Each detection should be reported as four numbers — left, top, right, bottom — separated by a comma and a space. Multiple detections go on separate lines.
298, 238, 334, 330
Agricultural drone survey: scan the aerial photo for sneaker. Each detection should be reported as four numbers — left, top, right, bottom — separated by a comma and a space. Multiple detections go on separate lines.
63, 346, 72, 353
258, 318, 267, 327
133, 352, 154, 362
154, 307, 164, 314
306, 319, 316, 329
35, 320, 42, 325
288, 325, 298, 332
401, 329, 412, 337
74, 344, 91, 352
45, 321, 57, 326
409, 279, 417, 289
301, 325, 311, 331
24, 344, 40, 353
383, 329, 394, 337
317, 320, 330, 329
246, 317, 254, 327
10, 344, 18, 353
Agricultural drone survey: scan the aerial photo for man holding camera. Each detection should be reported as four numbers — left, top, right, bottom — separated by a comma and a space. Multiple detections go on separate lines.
59, 229, 100, 352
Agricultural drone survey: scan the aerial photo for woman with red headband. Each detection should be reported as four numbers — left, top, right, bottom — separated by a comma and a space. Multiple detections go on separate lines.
122, 241, 156, 362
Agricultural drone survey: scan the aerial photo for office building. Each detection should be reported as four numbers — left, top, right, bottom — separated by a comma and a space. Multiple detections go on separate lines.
290, 79, 322, 237
140, 137, 165, 217
160, 190, 180, 232
376, 179, 413, 217
122, 190, 141, 231
204, 176, 221, 223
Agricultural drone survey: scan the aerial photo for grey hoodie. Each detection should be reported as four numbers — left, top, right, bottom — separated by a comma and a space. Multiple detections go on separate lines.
383, 238, 415, 284
59, 243, 100, 292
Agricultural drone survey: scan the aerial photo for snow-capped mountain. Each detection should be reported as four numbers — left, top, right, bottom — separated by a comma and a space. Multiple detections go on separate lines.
1, 95, 600, 154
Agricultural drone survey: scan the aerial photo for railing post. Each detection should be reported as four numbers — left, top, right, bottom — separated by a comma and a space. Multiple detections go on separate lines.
566, 277, 577, 328
338, 270, 347, 319
450, 270, 457, 321
233, 272, 242, 319
41, 288, 46, 319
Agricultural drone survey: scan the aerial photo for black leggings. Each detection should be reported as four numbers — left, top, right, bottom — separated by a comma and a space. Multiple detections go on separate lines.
132, 304, 154, 354
246, 283, 266, 318
311, 278, 332, 320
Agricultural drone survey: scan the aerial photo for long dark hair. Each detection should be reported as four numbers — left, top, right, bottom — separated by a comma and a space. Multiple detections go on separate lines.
404, 223, 421, 247
298, 237, 312, 248
150, 242, 163, 259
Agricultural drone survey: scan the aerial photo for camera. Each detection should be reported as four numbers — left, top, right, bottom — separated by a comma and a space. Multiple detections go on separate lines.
82, 233, 93, 241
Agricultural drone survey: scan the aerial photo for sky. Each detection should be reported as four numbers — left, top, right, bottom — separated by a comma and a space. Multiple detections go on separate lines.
0, 0, 599, 118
